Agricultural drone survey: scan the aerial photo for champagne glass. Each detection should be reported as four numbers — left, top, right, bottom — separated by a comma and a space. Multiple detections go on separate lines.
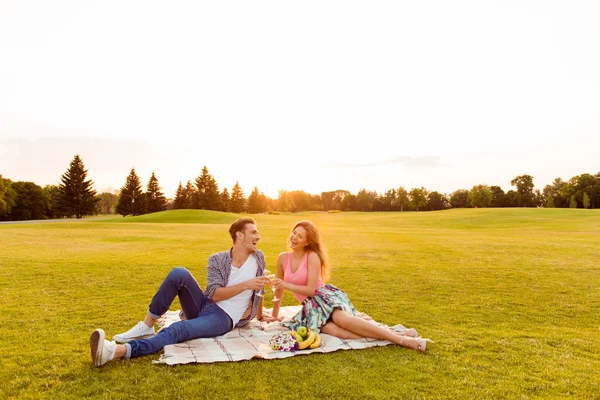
265, 269, 280, 302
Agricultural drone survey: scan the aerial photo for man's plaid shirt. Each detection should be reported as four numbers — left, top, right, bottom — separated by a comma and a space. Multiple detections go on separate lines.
204, 249, 266, 327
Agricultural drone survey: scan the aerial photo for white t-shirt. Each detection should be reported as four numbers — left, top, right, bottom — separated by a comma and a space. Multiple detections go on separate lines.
216, 254, 258, 326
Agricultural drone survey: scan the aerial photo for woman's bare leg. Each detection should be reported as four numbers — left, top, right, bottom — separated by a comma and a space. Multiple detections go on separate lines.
320, 321, 362, 340
331, 310, 421, 349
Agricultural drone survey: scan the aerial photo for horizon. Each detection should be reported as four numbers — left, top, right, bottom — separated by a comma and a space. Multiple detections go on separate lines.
1, 149, 596, 200
1, 2, 599, 198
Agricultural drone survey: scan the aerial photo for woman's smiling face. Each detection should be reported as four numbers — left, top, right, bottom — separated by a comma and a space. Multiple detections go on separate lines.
289, 226, 308, 250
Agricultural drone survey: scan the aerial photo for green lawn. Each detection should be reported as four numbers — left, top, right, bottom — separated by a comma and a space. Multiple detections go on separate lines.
1, 209, 599, 399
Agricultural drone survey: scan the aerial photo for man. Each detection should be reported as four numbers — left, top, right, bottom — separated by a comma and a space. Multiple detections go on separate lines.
90, 217, 278, 367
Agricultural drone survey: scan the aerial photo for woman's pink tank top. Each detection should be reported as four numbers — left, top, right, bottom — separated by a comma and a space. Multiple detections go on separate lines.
283, 251, 324, 303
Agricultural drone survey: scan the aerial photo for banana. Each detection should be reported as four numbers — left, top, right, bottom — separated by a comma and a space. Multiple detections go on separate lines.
309, 332, 321, 349
298, 330, 316, 350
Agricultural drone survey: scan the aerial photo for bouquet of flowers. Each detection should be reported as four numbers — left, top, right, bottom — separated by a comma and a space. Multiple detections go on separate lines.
269, 332, 299, 352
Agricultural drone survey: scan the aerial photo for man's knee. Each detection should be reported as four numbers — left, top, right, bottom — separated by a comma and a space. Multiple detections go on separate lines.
167, 267, 191, 282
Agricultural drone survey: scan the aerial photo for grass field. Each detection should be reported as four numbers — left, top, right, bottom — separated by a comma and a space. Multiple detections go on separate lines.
1, 208, 599, 399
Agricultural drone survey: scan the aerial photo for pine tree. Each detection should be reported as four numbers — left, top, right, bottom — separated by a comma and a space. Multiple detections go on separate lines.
220, 188, 230, 212
229, 182, 246, 213
146, 172, 167, 213
206, 176, 221, 210
117, 168, 145, 216
184, 180, 195, 209
259, 191, 269, 213
57, 155, 99, 219
247, 187, 261, 213
173, 182, 185, 209
194, 166, 221, 210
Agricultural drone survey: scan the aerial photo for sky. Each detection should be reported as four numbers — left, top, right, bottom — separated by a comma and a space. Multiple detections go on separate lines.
1, 1, 599, 199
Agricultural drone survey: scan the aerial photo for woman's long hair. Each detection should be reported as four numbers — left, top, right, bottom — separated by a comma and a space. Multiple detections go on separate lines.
290, 220, 330, 282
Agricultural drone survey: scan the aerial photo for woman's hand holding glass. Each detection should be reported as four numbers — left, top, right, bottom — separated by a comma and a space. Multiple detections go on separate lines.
264, 270, 281, 302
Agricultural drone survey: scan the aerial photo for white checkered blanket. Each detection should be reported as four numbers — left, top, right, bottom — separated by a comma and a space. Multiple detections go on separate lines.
153, 306, 408, 365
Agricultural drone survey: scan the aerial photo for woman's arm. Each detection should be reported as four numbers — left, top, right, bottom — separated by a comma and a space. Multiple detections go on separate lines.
272, 252, 321, 298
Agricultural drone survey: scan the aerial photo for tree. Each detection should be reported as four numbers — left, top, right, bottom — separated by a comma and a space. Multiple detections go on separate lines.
173, 182, 186, 209
450, 189, 469, 208
534, 189, 545, 207
321, 190, 350, 211
543, 179, 567, 208
489, 186, 505, 207
220, 188, 230, 212
427, 191, 448, 211
116, 168, 145, 216
43, 184, 64, 218
409, 187, 428, 211
561, 174, 598, 209
247, 187, 263, 214
583, 192, 591, 209
57, 155, 99, 219
194, 166, 220, 210
468, 185, 493, 208
356, 189, 377, 212
375, 189, 396, 211
145, 172, 167, 213
247, 187, 270, 214
505, 190, 519, 207
511, 174, 535, 207
8, 181, 48, 220
341, 193, 358, 211
277, 190, 291, 212
229, 182, 246, 213
0, 175, 16, 218
184, 180, 195, 209
97, 191, 119, 214
569, 196, 577, 208
393, 187, 409, 211
290, 191, 313, 212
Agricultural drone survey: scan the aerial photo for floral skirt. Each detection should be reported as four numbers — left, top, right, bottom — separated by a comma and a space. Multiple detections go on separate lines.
281, 284, 356, 333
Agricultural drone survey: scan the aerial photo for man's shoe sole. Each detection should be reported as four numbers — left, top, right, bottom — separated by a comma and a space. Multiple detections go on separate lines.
113, 333, 154, 343
90, 329, 105, 367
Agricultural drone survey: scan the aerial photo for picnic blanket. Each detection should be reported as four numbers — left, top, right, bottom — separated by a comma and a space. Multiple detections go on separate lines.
153, 306, 409, 365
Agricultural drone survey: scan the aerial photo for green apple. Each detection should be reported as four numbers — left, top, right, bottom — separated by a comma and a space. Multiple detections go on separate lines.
294, 332, 303, 343
297, 326, 308, 338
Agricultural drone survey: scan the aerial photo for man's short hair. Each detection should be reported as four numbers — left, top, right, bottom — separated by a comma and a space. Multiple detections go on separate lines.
229, 217, 256, 244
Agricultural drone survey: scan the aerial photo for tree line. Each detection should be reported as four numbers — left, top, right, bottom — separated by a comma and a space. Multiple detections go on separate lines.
1, 155, 599, 221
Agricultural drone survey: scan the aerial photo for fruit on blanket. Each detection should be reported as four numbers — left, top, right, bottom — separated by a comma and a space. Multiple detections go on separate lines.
293, 332, 303, 343
297, 326, 308, 338
298, 330, 317, 350
309, 332, 321, 349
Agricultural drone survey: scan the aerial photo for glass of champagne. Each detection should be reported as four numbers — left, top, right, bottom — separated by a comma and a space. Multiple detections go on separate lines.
264, 269, 280, 302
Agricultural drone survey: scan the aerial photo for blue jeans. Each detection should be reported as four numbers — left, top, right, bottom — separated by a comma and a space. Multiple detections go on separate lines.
125, 267, 233, 359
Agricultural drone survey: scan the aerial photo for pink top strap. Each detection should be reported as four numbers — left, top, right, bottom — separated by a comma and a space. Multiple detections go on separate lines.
283, 251, 325, 303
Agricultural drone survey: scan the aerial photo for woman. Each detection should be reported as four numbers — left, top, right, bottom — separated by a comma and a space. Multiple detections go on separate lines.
271, 220, 432, 351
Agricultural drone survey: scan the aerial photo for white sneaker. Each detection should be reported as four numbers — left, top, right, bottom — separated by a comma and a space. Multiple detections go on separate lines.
90, 329, 117, 367
113, 321, 155, 343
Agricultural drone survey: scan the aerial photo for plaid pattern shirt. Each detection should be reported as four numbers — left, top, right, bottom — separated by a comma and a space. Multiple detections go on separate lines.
204, 249, 266, 327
